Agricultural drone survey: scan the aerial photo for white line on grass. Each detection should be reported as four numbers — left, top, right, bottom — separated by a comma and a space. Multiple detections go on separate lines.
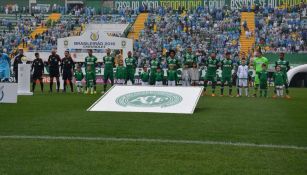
0, 135, 307, 151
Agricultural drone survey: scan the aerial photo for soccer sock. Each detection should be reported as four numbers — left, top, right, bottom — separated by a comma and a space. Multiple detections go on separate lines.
237, 87, 239, 95
77, 86, 80, 93
229, 86, 232, 95
32, 82, 36, 92
91, 87, 94, 94
239, 88, 242, 96
56, 79, 60, 92
69, 80, 73, 92
50, 81, 53, 92
212, 82, 216, 94
63, 81, 67, 92
40, 81, 44, 92
93, 80, 96, 91
221, 83, 224, 95
277, 89, 280, 96
280, 89, 283, 96
245, 88, 248, 96
260, 90, 263, 97
285, 84, 289, 95
104, 84, 107, 92
264, 90, 267, 97
204, 81, 208, 92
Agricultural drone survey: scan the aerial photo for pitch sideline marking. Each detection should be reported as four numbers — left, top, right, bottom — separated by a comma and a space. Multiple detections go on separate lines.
0, 135, 307, 151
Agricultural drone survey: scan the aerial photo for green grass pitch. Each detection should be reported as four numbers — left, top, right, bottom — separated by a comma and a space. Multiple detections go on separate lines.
0, 86, 307, 174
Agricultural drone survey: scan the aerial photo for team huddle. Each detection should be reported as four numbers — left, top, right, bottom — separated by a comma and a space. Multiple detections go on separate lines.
0, 47, 291, 98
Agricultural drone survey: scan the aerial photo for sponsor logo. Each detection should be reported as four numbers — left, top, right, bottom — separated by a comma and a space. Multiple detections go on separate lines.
64, 40, 69, 47
0, 86, 4, 101
116, 91, 182, 108
90, 32, 99, 41
121, 40, 126, 47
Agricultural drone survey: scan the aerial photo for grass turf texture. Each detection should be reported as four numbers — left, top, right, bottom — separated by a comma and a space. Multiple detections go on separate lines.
0, 85, 307, 174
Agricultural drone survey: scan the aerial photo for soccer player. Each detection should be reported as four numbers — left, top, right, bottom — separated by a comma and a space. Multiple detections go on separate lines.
140, 66, 149, 86
204, 52, 219, 96
31, 53, 44, 92
155, 67, 164, 86
48, 49, 61, 93
181, 63, 191, 86
13, 48, 24, 82
275, 52, 290, 98
167, 50, 180, 69
252, 50, 268, 97
149, 53, 160, 85
273, 65, 285, 98
74, 65, 84, 93
220, 52, 234, 96
125, 51, 137, 84
257, 64, 269, 97
167, 65, 178, 86
103, 48, 115, 93
84, 49, 98, 93
237, 59, 249, 97
115, 60, 126, 85
0, 48, 11, 82
183, 46, 197, 68
61, 50, 74, 93
85, 65, 95, 95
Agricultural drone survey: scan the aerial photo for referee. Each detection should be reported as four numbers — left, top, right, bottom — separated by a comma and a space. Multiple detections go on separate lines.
31, 53, 44, 92
61, 50, 74, 93
48, 49, 61, 93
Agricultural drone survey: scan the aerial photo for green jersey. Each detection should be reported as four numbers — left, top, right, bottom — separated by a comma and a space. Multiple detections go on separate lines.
125, 56, 137, 70
85, 55, 97, 71
257, 70, 268, 83
206, 58, 219, 76
140, 71, 150, 82
167, 57, 179, 69
167, 69, 178, 81
150, 59, 160, 74
273, 72, 285, 86
85, 70, 95, 81
155, 72, 164, 81
115, 66, 126, 79
183, 52, 197, 67
275, 59, 290, 74
103, 55, 115, 70
253, 56, 269, 72
74, 70, 84, 81
221, 59, 233, 77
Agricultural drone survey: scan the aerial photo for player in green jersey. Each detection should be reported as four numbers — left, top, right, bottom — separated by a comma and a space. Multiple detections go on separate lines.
115, 60, 126, 85
125, 51, 137, 84
275, 52, 290, 98
103, 48, 115, 93
257, 64, 269, 97
220, 52, 234, 96
155, 67, 164, 86
204, 52, 219, 96
140, 65, 150, 86
252, 50, 268, 97
273, 65, 285, 98
183, 46, 197, 68
74, 65, 84, 93
149, 53, 160, 85
167, 65, 178, 86
85, 65, 95, 95
167, 50, 180, 69
84, 49, 97, 93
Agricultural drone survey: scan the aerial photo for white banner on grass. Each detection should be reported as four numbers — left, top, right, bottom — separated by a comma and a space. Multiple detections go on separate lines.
88, 85, 203, 114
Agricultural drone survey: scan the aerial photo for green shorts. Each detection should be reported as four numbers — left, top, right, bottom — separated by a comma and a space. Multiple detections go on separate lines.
104, 70, 114, 80
204, 75, 217, 82
221, 76, 232, 83
260, 82, 268, 89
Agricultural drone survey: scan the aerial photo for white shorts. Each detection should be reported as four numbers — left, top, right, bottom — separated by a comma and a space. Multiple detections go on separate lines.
168, 80, 176, 86
76, 81, 82, 87
182, 80, 191, 86
276, 85, 284, 90
155, 81, 163, 86
239, 79, 248, 87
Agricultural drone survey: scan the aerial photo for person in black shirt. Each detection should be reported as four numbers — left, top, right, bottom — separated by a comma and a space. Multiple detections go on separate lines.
31, 52, 44, 92
61, 50, 74, 93
48, 49, 61, 92
13, 48, 24, 82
